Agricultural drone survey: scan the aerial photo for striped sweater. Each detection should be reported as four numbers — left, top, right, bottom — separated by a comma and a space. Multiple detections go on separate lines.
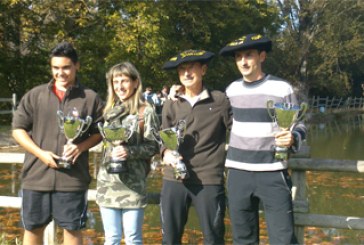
225, 74, 306, 171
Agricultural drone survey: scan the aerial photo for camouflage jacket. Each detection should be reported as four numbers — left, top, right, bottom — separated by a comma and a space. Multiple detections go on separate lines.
96, 105, 160, 209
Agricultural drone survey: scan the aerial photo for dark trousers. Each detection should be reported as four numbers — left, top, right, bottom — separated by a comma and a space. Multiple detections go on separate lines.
160, 179, 226, 245
227, 169, 298, 245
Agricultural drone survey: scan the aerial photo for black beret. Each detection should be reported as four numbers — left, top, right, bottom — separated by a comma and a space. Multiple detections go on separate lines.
162, 50, 214, 70
219, 34, 272, 56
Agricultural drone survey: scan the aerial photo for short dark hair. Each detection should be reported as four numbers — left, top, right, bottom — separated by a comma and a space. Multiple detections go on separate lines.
50, 42, 78, 64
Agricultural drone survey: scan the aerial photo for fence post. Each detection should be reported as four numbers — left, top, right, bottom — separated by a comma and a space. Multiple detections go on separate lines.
291, 144, 310, 244
346, 97, 351, 108
292, 170, 307, 244
12, 93, 17, 113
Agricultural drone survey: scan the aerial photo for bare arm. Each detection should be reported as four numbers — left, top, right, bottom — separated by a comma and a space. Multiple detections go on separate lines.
12, 129, 59, 168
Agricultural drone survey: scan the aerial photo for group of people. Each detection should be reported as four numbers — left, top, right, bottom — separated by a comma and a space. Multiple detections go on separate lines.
143, 85, 170, 115
12, 33, 306, 245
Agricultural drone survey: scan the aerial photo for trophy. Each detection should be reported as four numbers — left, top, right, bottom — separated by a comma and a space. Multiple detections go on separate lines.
152, 120, 189, 180
98, 115, 138, 174
57, 108, 92, 169
267, 100, 308, 161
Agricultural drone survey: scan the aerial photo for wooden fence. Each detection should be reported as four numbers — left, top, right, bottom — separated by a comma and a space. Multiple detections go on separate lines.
2, 93, 364, 115
308, 96, 364, 113
0, 147, 363, 244
0, 93, 17, 115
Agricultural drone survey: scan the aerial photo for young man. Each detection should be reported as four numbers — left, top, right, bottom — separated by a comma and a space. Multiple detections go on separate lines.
160, 50, 232, 244
220, 34, 306, 244
12, 42, 104, 245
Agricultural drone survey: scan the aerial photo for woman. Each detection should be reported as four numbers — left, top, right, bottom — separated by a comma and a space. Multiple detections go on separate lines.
96, 62, 159, 245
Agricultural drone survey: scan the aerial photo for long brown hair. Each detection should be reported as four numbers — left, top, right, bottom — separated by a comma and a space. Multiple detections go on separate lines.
104, 62, 145, 115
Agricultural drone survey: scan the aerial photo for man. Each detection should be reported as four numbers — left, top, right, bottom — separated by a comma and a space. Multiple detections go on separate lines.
12, 42, 104, 245
220, 34, 306, 244
160, 50, 232, 244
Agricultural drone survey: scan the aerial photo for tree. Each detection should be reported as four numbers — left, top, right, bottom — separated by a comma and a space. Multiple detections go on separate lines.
274, 0, 364, 98
0, 0, 281, 98
156, 0, 281, 90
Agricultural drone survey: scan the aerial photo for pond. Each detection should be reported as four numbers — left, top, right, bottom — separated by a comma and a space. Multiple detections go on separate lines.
0, 116, 364, 244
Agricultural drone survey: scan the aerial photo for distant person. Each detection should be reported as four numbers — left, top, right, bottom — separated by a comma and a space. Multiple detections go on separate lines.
160, 49, 232, 244
220, 33, 307, 245
12, 42, 104, 245
155, 90, 163, 114
96, 62, 160, 245
161, 85, 169, 101
143, 87, 159, 105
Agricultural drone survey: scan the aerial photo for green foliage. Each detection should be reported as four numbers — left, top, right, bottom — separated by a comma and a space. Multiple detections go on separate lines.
0, 0, 280, 99
274, 0, 364, 97
1, 0, 363, 99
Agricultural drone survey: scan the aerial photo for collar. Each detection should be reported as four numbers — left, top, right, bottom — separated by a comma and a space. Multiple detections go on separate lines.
243, 74, 269, 87
179, 87, 210, 101
177, 87, 211, 107
48, 78, 81, 91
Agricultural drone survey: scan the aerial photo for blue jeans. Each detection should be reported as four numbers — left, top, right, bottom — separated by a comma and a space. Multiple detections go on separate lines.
99, 206, 144, 245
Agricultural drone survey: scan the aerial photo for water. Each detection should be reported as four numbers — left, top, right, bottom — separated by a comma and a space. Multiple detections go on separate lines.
306, 115, 364, 244
1, 116, 364, 244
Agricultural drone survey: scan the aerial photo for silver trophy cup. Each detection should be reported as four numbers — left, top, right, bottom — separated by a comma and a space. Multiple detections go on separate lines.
57, 108, 92, 169
152, 120, 189, 180
98, 115, 138, 174
267, 100, 308, 161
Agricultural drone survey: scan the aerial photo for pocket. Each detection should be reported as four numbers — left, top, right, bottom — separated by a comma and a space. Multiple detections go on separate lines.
279, 170, 292, 194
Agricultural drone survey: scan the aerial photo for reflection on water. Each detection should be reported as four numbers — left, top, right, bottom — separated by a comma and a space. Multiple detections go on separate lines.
1, 115, 364, 244
308, 114, 364, 160
307, 114, 364, 244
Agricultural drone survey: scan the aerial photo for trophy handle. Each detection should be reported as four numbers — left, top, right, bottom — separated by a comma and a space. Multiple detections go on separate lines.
80, 116, 93, 134
57, 110, 65, 131
176, 120, 186, 144
126, 119, 137, 141
97, 122, 107, 139
296, 102, 308, 122
266, 100, 275, 120
70, 116, 92, 140
151, 128, 163, 146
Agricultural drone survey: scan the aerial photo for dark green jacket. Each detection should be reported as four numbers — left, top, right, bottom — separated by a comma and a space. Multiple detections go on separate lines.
161, 88, 232, 185
12, 80, 104, 191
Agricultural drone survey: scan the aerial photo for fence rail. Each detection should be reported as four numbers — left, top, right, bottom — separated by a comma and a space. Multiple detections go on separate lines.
308, 96, 364, 113
0, 93, 17, 115
2, 94, 364, 115
0, 148, 363, 244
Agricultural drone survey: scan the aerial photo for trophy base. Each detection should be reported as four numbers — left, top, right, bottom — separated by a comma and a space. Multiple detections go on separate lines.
57, 159, 72, 169
274, 146, 289, 161
106, 162, 128, 174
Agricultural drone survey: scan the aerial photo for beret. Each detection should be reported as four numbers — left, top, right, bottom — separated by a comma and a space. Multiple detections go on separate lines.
163, 50, 214, 70
219, 34, 272, 56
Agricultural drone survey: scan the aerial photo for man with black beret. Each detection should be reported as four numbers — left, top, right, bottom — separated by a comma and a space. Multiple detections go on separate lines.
220, 34, 306, 244
160, 49, 232, 244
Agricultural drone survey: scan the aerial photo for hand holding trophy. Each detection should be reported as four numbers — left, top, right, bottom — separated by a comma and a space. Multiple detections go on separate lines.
57, 107, 92, 169
98, 115, 138, 174
152, 120, 189, 180
267, 100, 308, 161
